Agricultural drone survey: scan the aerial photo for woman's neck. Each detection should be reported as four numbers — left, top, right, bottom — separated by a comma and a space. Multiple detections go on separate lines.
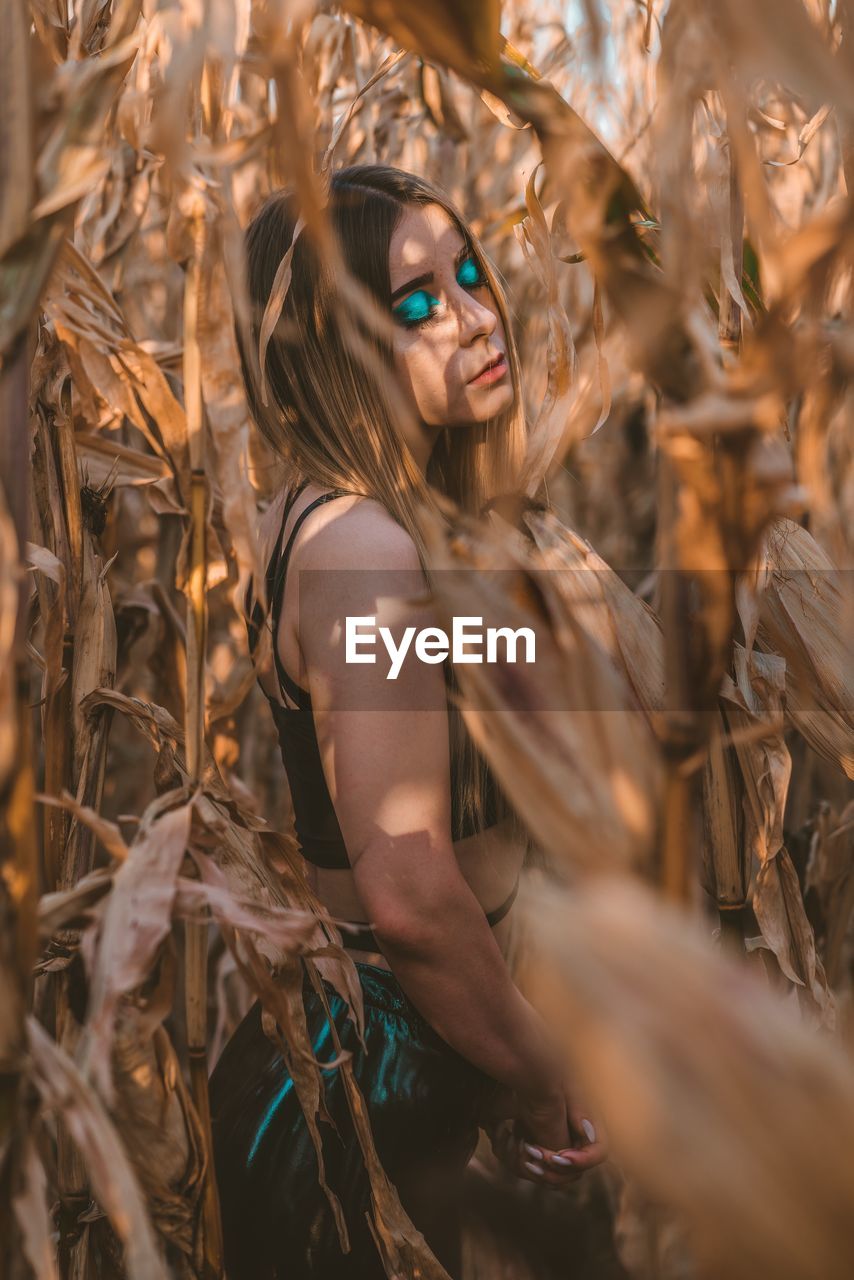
410, 421, 444, 476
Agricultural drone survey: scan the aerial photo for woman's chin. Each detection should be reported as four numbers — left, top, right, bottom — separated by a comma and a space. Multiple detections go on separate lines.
457, 384, 515, 426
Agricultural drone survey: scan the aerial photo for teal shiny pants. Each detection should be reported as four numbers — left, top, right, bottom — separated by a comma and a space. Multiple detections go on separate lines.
209, 962, 492, 1278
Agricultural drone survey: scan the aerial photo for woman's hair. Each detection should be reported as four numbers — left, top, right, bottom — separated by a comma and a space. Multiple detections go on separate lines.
238, 163, 527, 836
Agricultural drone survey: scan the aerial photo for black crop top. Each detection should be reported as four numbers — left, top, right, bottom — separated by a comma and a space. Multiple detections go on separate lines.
245, 482, 518, 944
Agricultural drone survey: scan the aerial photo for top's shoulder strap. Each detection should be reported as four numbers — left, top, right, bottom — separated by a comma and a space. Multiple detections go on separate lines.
268, 487, 357, 705
484, 874, 520, 928
244, 479, 310, 657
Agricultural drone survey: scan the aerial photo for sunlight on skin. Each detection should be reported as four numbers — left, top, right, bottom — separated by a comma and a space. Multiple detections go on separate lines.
388, 203, 514, 472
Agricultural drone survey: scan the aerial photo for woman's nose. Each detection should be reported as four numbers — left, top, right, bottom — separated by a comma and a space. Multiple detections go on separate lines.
456, 289, 498, 344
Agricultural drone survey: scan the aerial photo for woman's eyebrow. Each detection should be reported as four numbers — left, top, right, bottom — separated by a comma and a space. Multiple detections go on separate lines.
390, 243, 471, 303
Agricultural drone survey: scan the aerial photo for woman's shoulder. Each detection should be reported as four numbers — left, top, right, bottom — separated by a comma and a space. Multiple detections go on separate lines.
295, 489, 421, 574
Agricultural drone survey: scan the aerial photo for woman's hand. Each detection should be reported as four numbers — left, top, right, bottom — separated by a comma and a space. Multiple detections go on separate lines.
485, 1085, 608, 1188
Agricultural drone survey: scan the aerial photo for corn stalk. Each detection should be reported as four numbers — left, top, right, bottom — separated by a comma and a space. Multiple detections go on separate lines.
181, 190, 223, 1277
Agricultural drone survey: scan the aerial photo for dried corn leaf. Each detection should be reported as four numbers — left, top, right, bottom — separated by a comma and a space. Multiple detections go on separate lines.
340, 0, 502, 88
78, 792, 194, 1100
28, 1016, 169, 1280
524, 509, 666, 722
190, 777, 434, 1271
45, 240, 191, 498
720, 643, 833, 1020
321, 48, 409, 173
78, 146, 154, 266
515, 162, 576, 494
721, 645, 789, 866
110, 957, 206, 1274
754, 519, 853, 779
25, 541, 67, 707
176, 864, 317, 957
420, 502, 660, 873
256, 213, 305, 410
38, 867, 114, 939
75, 434, 170, 490
419, 61, 469, 141
0, 31, 138, 354
806, 799, 854, 987
711, 0, 851, 121
305, 965, 453, 1279
39, 789, 129, 864
206, 910, 352, 1257
12, 1133, 58, 1280
196, 213, 269, 614
524, 876, 854, 1280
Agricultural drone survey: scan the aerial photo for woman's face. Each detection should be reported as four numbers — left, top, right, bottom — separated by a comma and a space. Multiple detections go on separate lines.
388, 203, 513, 435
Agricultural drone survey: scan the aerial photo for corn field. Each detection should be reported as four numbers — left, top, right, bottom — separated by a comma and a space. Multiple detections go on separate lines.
1, 0, 853, 1277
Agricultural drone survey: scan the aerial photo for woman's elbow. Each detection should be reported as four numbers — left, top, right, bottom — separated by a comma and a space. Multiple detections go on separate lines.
350, 841, 467, 952
366, 898, 441, 953
356, 878, 457, 954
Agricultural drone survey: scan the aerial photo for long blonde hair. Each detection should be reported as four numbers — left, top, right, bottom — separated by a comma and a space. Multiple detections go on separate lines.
238, 163, 529, 835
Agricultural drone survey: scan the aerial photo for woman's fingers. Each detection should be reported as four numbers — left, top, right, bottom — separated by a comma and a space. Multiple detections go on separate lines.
493, 1084, 608, 1187
566, 1099, 608, 1159
489, 1125, 566, 1184
489, 1116, 606, 1188
551, 1139, 608, 1172
523, 1159, 583, 1184
517, 1140, 581, 1184
519, 1133, 607, 1181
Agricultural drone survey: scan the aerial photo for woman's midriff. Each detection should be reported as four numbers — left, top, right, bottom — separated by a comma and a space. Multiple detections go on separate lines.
304, 816, 525, 971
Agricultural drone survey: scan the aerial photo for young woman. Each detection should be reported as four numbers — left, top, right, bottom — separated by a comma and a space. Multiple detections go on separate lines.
209, 164, 606, 1279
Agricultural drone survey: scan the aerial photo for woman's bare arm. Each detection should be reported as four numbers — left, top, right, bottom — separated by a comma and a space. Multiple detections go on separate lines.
292, 499, 569, 1137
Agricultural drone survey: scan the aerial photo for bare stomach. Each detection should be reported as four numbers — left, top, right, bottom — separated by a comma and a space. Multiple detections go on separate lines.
304, 816, 526, 971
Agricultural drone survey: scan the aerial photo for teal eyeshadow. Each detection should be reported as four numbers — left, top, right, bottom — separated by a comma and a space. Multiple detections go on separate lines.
457, 256, 482, 286
392, 257, 485, 324
393, 290, 438, 324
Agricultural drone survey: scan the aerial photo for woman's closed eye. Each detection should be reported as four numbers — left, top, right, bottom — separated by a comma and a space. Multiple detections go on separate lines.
392, 255, 490, 329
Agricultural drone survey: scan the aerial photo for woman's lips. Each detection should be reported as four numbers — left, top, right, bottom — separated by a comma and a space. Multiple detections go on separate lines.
468, 353, 508, 386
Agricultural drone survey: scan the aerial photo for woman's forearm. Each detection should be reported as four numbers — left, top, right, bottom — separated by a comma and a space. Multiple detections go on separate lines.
359, 866, 563, 1098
